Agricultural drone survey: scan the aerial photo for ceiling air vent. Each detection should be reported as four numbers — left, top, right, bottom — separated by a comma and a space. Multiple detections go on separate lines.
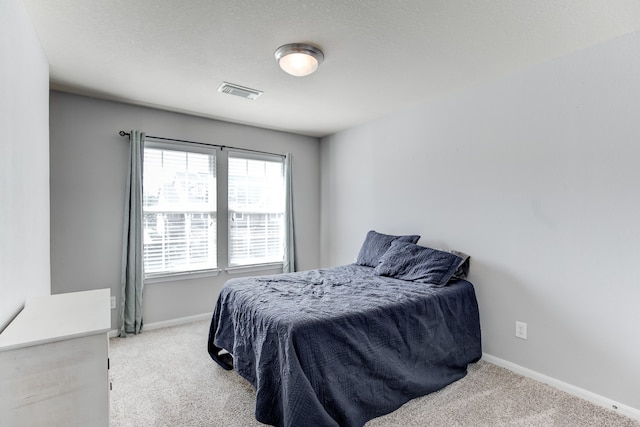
217, 82, 263, 100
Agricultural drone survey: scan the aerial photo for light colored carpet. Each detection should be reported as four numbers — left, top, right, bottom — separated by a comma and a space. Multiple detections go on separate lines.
109, 320, 638, 426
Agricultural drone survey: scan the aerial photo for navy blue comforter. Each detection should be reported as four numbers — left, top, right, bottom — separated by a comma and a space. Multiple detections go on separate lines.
208, 264, 481, 426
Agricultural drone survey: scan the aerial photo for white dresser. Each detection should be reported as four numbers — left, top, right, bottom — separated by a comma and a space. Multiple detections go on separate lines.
0, 289, 111, 426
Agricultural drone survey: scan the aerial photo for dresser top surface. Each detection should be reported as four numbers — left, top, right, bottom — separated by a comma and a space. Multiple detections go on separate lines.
0, 289, 111, 350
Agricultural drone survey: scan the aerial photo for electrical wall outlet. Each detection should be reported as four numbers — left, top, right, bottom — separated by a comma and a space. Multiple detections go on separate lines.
110, 296, 117, 310
515, 321, 527, 339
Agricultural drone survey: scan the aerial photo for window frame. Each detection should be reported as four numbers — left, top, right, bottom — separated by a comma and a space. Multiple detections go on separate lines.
142, 140, 219, 280
141, 142, 287, 282
226, 150, 286, 270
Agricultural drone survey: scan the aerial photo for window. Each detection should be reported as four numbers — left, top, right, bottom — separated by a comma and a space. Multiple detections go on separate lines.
141, 143, 285, 278
143, 143, 217, 276
228, 152, 285, 267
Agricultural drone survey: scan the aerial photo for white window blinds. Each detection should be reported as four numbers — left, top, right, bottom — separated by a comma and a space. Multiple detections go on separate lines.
228, 153, 285, 267
143, 144, 217, 275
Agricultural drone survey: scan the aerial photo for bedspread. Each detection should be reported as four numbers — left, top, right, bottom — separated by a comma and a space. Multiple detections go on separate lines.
208, 264, 481, 426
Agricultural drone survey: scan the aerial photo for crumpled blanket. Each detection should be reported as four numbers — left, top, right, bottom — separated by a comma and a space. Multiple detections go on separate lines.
208, 264, 481, 427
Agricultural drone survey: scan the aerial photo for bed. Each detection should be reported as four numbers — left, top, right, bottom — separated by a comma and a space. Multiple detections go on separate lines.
207, 232, 482, 427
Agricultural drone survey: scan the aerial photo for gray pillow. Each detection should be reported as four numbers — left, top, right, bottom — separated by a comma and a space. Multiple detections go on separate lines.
355, 230, 420, 268
448, 250, 470, 279
374, 240, 462, 286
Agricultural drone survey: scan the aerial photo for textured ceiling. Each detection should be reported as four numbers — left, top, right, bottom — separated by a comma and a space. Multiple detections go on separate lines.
21, 0, 640, 137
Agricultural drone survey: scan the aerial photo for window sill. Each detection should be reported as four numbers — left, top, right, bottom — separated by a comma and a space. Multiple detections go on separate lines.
225, 263, 283, 275
145, 268, 222, 284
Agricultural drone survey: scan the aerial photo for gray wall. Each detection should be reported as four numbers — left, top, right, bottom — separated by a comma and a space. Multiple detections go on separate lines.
0, 0, 50, 331
49, 92, 321, 331
321, 32, 640, 410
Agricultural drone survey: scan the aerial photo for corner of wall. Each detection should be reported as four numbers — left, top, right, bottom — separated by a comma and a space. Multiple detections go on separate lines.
0, 0, 51, 329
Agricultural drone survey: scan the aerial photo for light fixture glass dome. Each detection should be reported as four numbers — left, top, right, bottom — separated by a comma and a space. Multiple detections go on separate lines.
275, 43, 324, 77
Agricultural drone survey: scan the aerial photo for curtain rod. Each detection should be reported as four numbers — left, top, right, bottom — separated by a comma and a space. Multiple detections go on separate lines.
118, 131, 285, 158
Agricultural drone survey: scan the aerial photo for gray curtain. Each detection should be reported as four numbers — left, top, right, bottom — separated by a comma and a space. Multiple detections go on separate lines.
283, 153, 296, 273
119, 130, 145, 337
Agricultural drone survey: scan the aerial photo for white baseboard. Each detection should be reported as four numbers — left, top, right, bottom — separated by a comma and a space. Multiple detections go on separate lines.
482, 353, 640, 422
109, 312, 212, 338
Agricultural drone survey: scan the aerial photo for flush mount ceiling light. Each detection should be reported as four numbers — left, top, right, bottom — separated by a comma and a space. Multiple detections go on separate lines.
274, 43, 324, 77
